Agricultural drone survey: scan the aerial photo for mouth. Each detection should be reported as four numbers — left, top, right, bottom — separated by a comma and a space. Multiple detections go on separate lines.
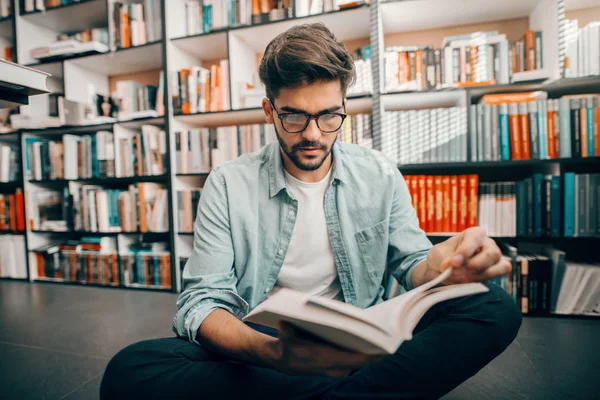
297, 147, 323, 155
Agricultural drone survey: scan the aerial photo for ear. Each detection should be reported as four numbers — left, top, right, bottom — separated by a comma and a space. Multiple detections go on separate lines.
262, 98, 274, 124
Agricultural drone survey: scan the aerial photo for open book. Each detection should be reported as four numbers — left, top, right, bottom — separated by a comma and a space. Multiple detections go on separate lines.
243, 268, 488, 354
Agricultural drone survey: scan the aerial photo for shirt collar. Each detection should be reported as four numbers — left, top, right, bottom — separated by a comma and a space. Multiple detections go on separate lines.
268, 142, 347, 198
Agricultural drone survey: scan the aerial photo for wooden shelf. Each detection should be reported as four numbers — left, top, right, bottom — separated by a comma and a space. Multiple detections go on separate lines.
19, 0, 107, 33
28, 175, 168, 185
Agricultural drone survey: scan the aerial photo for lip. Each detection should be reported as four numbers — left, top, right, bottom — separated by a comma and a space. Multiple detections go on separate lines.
297, 148, 322, 154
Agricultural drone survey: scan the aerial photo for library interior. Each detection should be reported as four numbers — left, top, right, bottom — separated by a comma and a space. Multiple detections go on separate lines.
0, 0, 598, 399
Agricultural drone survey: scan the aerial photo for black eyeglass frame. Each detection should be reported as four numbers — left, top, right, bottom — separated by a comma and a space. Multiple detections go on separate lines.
268, 99, 348, 134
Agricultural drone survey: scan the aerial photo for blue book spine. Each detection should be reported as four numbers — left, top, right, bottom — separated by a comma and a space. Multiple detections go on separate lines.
516, 181, 526, 236
136, 254, 144, 285
203, 5, 212, 33
108, 191, 115, 228
499, 103, 511, 160
558, 97, 572, 158
537, 101, 548, 160
587, 100, 594, 158
154, 256, 160, 286
114, 190, 121, 228
550, 176, 561, 237
564, 173, 576, 236
533, 173, 544, 236
230, 0, 236, 26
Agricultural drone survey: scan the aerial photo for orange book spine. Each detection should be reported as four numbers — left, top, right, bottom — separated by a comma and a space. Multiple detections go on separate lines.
511, 43, 518, 74
134, 135, 144, 176
112, 254, 118, 285
415, 50, 423, 89
0, 195, 5, 230
525, 30, 536, 71
398, 52, 409, 83
145, 256, 150, 286
547, 107, 557, 159
418, 175, 426, 230
581, 106, 588, 157
15, 188, 24, 231
450, 176, 459, 233
508, 103, 522, 160
8, 194, 16, 232
122, 10, 130, 48
434, 175, 443, 233
442, 175, 451, 233
458, 175, 468, 231
180, 69, 191, 115
163, 255, 171, 288
519, 103, 531, 160
426, 176, 434, 233
469, 46, 478, 82
467, 175, 479, 228
36, 253, 45, 278
409, 176, 419, 215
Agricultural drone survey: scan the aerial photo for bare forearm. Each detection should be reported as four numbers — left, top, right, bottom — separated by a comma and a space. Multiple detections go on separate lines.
196, 308, 278, 368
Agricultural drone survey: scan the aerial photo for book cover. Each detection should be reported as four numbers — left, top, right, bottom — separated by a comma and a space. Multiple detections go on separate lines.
498, 103, 511, 161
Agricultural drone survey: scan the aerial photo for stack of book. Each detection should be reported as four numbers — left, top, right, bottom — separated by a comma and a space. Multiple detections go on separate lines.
498, 242, 599, 316
114, 125, 167, 178
121, 241, 171, 289
112, 0, 163, 48
185, 0, 253, 34
251, 0, 293, 24
25, 131, 118, 181
338, 113, 372, 148
114, 80, 161, 120
30, 28, 110, 61
470, 92, 600, 161
384, 30, 546, 92
563, 173, 600, 237
347, 45, 372, 96
385, 107, 467, 165
295, 0, 366, 18
0, 0, 11, 17
175, 123, 276, 172
32, 237, 119, 285
0, 236, 27, 279
173, 61, 230, 114
24, 0, 83, 12
0, 143, 20, 182
177, 189, 202, 233
0, 188, 25, 232
564, 20, 600, 78
404, 174, 479, 234
28, 183, 169, 233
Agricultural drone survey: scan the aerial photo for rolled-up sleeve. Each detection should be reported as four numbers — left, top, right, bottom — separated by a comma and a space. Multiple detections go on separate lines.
387, 168, 432, 291
172, 169, 249, 343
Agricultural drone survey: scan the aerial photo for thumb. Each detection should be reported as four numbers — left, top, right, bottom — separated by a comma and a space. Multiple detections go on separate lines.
441, 253, 465, 272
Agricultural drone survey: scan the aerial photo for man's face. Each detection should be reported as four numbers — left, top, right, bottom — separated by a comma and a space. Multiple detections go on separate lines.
262, 80, 344, 172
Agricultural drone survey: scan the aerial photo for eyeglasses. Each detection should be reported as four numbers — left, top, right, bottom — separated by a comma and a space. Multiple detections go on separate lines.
269, 99, 347, 134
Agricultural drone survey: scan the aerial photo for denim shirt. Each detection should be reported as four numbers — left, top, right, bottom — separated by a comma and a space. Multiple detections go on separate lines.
173, 141, 432, 343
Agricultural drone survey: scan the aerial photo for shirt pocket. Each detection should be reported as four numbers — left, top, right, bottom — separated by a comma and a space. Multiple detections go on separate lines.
355, 219, 389, 279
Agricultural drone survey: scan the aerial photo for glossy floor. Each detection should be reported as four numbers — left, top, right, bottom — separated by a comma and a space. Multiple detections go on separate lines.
0, 280, 598, 399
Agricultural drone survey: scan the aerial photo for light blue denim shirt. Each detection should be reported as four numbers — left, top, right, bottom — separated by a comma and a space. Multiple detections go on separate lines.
173, 141, 432, 343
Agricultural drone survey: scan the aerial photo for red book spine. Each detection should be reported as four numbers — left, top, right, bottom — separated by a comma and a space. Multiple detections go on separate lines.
409, 176, 419, 218
442, 175, 451, 233
509, 103, 522, 160
450, 175, 459, 233
519, 103, 531, 160
458, 175, 468, 231
15, 188, 25, 232
547, 105, 557, 159
467, 175, 479, 227
434, 175, 443, 233
426, 176, 434, 233
8, 194, 16, 232
418, 175, 427, 230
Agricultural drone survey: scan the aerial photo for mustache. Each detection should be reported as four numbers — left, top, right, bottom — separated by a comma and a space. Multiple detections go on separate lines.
292, 141, 327, 151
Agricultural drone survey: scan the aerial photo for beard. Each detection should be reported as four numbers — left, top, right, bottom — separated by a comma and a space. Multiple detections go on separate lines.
274, 124, 336, 171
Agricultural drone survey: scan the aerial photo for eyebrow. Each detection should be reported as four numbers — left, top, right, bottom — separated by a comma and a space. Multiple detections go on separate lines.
279, 104, 343, 114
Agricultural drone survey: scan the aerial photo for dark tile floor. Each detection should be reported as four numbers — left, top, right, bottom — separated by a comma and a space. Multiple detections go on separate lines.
0, 279, 598, 400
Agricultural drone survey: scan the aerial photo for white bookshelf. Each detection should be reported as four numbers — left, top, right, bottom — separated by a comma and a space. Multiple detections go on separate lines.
3, 0, 599, 293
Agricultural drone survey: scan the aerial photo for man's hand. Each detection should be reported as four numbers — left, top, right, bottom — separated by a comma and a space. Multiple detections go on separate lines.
269, 322, 384, 378
414, 226, 511, 287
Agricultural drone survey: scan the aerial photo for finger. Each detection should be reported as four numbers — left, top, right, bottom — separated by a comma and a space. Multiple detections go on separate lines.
452, 227, 487, 262
464, 237, 502, 273
479, 258, 512, 281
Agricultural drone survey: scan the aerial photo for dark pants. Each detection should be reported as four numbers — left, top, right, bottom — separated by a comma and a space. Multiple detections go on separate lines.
100, 283, 522, 400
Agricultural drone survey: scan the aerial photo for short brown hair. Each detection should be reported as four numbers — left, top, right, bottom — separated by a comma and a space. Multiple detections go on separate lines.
259, 23, 356, 100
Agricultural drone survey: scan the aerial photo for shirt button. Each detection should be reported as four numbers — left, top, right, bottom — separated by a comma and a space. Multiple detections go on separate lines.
288, 210, 295, 217
278, 249, 283, 255
264, 288, 269, 293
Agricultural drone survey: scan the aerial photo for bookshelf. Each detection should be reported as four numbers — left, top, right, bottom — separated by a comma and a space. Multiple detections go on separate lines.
0, 0, 597, 317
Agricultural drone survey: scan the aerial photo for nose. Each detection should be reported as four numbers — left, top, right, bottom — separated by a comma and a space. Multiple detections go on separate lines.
302, 118, 322, 142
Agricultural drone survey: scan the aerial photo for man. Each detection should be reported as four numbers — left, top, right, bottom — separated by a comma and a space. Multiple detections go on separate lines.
101, 23, 521, 399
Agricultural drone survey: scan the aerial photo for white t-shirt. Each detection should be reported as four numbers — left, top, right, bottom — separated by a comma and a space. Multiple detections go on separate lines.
273, 168, 343, 300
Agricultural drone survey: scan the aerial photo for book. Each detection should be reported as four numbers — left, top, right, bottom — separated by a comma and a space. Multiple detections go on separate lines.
244, 268, 489, 355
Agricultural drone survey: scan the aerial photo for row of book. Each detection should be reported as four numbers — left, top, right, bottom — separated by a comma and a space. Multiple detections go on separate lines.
28, 183, 169, 233
478, 182, 517, 238
175, 124, 276, 173
338, 113, 372, 149
495, 242, 599, 316
0, 0, 10, 17
384, 107, 467, 165
564, 173, 600, 237
384, 30, 544, 92
24, 126, 167, 181
115, 79, 162, 120
347, 45, 372, 97
173, 62, 230, 114
32, 239, 171, 289
471, 92, 600, 161
177, 189, 201, 233
404, 174, 479, 234
0, 143, 19, 182
0, 236, 27, 279
564, 20, 600, 79
30, 27, 109, 61
112, 0, 163, 49
0, 189, 25, 232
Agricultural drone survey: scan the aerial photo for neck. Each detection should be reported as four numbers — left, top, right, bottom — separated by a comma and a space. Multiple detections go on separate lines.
281, 149, 333, 183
